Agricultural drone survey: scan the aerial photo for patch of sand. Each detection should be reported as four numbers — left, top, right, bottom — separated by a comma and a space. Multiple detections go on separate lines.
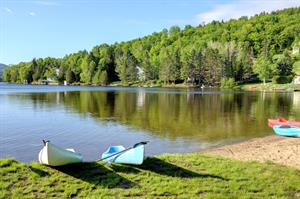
203, 135, 300, 170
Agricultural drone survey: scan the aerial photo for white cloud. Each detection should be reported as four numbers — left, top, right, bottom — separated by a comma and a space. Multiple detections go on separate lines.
4, 7, 12, 13
195, 0, 300, 24
29, 12, 36, 16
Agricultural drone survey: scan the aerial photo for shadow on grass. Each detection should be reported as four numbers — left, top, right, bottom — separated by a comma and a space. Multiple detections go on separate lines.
110, 164, 141, 174
52, 162, 136, 189
28, 166, 50, 177
135, 157, 227, 180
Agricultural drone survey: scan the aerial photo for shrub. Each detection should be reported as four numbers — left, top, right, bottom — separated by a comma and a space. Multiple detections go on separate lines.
220, 78, 240, 89
272, 75, 294, 84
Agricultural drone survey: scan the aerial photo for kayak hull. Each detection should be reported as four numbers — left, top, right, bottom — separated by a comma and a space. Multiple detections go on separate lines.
38, 141, 83, 166
272, 125, 300, 137
102, 145, 145, 165
268, 118, 300, 128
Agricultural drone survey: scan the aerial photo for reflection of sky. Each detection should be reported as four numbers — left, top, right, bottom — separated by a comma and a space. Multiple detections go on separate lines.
1, 84, 299, 162
294, 92, 300, 107
0, 85, 215, 162
136, 89, 145, 109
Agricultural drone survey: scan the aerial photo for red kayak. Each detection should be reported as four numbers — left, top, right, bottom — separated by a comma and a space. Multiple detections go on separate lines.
268, 118, 300, 128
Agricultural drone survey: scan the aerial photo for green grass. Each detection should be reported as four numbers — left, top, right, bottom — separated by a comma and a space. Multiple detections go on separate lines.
241, 82, 300, 91
1, 154, 300, 198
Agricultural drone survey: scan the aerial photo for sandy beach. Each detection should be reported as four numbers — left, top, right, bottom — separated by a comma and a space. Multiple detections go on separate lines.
203, 135, 300, 170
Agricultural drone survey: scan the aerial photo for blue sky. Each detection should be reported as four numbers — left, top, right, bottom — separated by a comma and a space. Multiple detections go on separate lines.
1, 0, 300, 65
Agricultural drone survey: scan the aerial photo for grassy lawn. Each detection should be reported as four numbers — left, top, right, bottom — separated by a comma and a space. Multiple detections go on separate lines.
241, 82, 300, 91
1, 153, 299, 198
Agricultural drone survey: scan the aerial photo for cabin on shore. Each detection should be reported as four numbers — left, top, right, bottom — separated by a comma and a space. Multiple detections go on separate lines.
40, 77, 56, 85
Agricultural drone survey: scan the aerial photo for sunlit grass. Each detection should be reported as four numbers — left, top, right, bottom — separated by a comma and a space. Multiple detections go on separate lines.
241, 82, 300, 91
1, 154, 299, 198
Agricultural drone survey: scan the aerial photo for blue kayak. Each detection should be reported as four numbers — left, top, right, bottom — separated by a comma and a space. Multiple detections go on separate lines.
101, 142, 147, 165
273, 125, 300, 137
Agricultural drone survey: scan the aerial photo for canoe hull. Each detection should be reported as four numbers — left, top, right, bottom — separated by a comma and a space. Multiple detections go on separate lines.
268, 118, 300, 128
38, 142, 83, 166
102, 145, 145, 165
272, 125, 300, 137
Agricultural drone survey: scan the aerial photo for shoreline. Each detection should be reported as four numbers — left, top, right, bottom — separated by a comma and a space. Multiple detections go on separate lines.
2, 81, 300, 91
202, 135, 300, 170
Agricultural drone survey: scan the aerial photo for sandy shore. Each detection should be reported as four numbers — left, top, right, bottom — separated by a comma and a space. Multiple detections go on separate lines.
203, 135, 300, 170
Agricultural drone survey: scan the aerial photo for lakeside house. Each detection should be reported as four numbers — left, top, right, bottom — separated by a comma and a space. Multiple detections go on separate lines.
44, 68, 61, 84
40, 78, 55, 85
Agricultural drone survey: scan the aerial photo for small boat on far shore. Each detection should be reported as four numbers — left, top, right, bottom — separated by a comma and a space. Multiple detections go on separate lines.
38, 140, 83, 166
272, 125, 300, 137
268, 118, 300, 128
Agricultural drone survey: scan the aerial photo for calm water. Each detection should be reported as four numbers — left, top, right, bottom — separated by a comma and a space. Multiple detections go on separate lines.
1, 83, 300, 162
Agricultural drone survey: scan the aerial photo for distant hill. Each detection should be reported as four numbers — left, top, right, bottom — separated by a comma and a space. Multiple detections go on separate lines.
0, 63, 8, 81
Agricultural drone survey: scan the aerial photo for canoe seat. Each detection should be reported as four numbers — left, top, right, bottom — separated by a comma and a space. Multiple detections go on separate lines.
280, 125, 291, 128
106, 146, 125, 153
66, 148, 75, 153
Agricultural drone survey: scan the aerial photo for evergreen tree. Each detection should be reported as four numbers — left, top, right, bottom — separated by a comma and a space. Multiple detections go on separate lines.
66, 68, 75, 84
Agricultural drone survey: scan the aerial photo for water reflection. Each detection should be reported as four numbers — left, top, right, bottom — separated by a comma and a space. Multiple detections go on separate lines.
294, 92, 300, 108
7, 89, 300, 142
1, 85, 300, 162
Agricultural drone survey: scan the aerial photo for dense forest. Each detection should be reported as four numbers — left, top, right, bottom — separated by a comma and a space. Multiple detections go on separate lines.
0, 63, 8, 81
2, 7, 300, 86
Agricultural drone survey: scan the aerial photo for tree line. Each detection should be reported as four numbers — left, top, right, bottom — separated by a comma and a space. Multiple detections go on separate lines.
3, 7, 300, 86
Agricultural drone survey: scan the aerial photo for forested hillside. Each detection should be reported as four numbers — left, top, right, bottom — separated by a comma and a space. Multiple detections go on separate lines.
3, 7, 300, 86
0, 63, 8, 81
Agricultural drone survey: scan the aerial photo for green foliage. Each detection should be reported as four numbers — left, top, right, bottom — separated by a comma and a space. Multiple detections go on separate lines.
292, 36, 300, 49
115, 50, 138, 83
3, 7, 300, 86
99, 70, 108, 85
220, 78, 240, 89
80, 55, 96, 84
158, 47, 181, 84
272, 52, 293, 76
203, 47, 222, 85
92, 70, 108, 85
271, 75, 294, 84
66, 69, 75, 84
252, 55, 274, 84
293, 61, 300, 75
141, 53, 155, 81
180, 48, 203, 83
2, 68, 11, 82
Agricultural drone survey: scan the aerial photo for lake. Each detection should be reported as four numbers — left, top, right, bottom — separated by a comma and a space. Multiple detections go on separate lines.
1, 83, 300, 162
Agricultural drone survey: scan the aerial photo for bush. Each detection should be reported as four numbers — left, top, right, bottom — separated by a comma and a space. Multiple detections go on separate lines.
220, 78, 240, 89
271, 75, 294, 84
